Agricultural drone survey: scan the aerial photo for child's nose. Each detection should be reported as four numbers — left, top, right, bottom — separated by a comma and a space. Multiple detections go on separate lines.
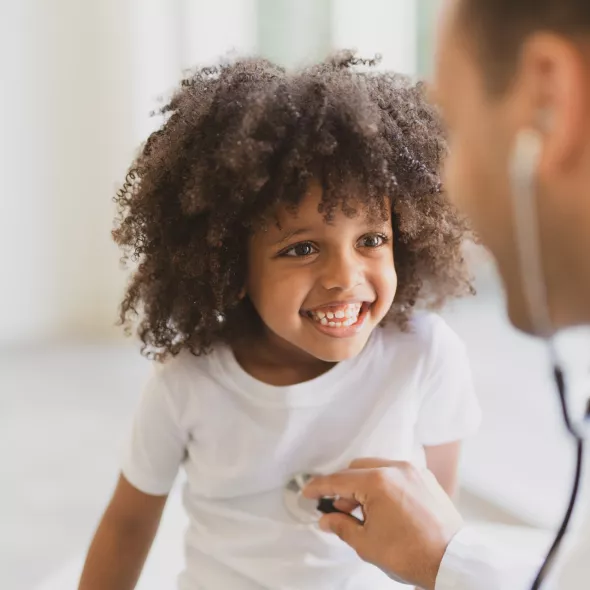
320, 252, 362, 291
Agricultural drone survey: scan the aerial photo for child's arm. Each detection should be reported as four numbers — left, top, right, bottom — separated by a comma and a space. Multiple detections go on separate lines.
78, 474, 168, 590
424, 441, 462, 498
417, 443, 461, 590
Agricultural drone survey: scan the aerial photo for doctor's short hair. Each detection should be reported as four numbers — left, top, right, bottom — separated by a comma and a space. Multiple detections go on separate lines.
462, 0, 590, 92
113, 52, 474, 359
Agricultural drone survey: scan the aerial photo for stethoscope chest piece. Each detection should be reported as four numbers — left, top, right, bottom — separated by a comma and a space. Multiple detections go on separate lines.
283, 473, 323, 524
284, 473, 344, 524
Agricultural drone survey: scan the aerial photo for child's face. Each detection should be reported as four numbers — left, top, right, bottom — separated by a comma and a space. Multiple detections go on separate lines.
247, 182, 397, 363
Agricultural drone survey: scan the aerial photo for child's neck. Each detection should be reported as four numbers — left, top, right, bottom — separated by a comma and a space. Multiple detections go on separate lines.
232, 331, 336, 387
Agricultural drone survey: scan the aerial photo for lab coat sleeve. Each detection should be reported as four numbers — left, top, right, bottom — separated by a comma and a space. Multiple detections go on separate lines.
435, 526, 546, 590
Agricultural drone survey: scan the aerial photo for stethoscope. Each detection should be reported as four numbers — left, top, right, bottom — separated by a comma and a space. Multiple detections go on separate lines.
283, 125, 590, 589
283, 473, 343, 524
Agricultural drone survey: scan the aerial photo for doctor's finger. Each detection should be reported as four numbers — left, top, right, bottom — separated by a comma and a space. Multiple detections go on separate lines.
332, 497, 360, 513
319, 512, 365, 547
349, 457, 398, 470
303, 470, 371, 502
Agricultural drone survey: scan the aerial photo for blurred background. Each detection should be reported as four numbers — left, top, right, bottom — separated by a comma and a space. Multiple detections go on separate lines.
2, 0, 589, 588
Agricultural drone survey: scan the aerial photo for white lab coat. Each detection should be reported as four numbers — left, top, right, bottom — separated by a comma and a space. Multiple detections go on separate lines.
435, 453, 590, 590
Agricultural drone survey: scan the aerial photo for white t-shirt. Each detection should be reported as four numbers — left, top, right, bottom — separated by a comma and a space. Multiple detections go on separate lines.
122, 313, 481, 590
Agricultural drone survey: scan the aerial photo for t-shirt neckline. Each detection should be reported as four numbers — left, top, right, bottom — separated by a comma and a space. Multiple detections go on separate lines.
212, 334, 376, 408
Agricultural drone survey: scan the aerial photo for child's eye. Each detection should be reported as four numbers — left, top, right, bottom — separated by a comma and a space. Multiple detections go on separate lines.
281, 242, 318, 257
358, 233, 389, 248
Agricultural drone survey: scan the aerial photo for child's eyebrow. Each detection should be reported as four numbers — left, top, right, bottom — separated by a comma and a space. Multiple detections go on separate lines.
273, 228, 312, 246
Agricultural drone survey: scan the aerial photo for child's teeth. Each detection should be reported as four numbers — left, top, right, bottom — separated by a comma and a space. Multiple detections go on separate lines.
308, 303, 365, 326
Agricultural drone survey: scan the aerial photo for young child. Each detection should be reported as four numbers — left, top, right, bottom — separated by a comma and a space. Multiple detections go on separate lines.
79, 53, 480, 590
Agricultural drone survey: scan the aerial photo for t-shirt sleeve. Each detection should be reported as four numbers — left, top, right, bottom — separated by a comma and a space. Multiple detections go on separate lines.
415, 318, 481, 447
121, 364, 189, 495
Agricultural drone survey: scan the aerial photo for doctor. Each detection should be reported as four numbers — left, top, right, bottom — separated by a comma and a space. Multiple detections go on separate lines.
304, 0, 590, 588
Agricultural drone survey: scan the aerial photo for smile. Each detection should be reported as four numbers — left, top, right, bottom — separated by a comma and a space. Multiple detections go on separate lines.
301, 302, 372, 336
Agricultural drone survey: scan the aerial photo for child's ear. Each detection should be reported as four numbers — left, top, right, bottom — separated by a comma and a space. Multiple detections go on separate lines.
238, 287, 246, 300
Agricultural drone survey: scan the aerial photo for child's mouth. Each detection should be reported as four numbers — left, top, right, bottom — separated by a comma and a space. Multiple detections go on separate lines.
301, 302, 371, 334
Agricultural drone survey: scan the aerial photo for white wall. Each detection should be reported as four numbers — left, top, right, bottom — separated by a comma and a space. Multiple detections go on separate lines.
331, 0, 417, 74
1, 1, 55, 342
0, 0, 136, 342
0, 0, 259, 344
258, 0, 332, 68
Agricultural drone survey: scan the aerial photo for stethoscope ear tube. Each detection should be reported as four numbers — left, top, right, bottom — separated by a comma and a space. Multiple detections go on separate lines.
509, 128, 553, 339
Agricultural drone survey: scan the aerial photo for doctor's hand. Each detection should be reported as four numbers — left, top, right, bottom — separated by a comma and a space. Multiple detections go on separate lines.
303, 458, 464, 590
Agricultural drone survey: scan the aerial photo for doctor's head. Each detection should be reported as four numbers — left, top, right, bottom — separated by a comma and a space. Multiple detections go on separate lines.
434, 0, 590, 334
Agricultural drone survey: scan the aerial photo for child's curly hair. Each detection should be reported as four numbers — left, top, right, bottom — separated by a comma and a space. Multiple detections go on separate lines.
114, 52, 474, 359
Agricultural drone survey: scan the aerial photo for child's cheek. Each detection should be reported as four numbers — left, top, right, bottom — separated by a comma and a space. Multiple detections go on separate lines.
376, 265, 398, 313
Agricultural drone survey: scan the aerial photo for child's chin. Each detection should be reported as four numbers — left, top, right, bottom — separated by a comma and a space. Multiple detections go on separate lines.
311, 338, 368, 363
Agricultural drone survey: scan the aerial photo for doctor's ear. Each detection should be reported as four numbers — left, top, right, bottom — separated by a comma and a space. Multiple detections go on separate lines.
517, 33, 590, 170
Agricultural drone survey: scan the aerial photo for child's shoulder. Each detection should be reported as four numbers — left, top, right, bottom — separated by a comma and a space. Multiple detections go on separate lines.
149, 347, 221, 394
366, 313, 469, 387
140, 347, 229, 419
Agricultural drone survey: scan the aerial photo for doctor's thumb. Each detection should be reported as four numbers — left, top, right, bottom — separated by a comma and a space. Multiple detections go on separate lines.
319, 513, 363, 548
